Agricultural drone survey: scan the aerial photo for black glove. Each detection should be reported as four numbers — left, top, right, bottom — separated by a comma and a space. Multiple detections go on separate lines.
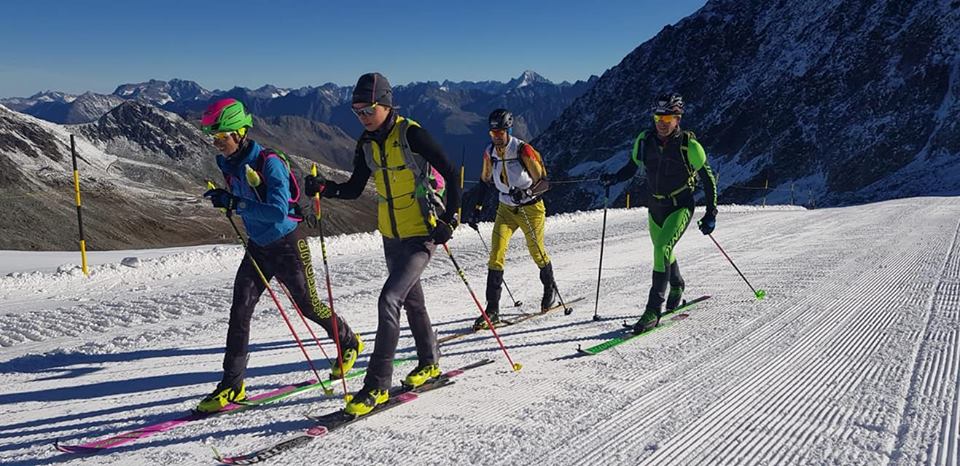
304, 174, 327, 197
698, 214, 716, 235
600, 173, 618, 187
432, 215, 458, 245
467, 204, 482, 230
509, 187, 528, 204
203, 188, 238, 212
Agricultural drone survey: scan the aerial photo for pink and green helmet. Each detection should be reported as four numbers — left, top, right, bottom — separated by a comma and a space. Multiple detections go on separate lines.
201, 98, 253, 134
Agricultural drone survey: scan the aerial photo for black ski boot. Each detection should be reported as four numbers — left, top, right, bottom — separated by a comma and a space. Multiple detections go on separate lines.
665, 261, 685, 313
632, 307, 661, 335
474, 269, 503, 330
473, 308, 501, 330
665, 287, 684, 313
539, 262, 557, 311
634, 270, 668, 334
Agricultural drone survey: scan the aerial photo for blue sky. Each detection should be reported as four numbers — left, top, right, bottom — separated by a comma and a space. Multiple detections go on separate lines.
0, 0, 707, 98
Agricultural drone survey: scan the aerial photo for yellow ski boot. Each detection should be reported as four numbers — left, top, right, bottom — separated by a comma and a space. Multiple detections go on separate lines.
195, 382, 246, 413
330, 333, 364, 380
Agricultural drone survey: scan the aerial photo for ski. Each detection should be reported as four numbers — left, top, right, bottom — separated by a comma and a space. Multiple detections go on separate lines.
438, 296, 585, 344
54, 358, 414, 454
214, 359, 494, 465
576, 295, 711, 355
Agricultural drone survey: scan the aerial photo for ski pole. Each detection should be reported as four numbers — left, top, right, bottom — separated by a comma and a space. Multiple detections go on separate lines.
592, 185, 610, 321
516, 204, 573, 315
311, 164, 349, 398
704, 231, 766, 300
471, 225, 522, 307
276, 282, 336, 389
442, 243, 522, 372
206, 181, 327, 386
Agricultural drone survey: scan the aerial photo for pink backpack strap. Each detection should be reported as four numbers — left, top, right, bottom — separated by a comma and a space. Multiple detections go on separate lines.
222, 172, 235, 192
431, 166, 445, 191
259, 150, 304, 222
260, 152, 301, 203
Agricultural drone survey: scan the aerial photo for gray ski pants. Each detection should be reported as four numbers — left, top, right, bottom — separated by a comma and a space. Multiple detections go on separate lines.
363, 236, 440, 390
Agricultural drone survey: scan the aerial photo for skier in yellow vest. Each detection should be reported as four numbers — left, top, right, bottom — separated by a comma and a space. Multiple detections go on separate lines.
464, 109, 554, 330
303, 72, 461, 416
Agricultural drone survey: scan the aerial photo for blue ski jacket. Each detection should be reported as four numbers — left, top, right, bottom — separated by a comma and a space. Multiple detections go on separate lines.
216, 140, 298, 246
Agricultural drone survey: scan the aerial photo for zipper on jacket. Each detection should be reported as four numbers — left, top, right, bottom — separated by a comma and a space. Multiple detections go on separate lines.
379, 141, 401, 238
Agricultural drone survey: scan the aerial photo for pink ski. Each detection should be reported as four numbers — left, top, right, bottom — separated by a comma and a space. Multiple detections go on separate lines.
55, 378, 323, 454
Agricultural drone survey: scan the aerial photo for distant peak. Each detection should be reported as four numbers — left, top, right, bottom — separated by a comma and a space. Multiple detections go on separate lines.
512, 70, 552, 88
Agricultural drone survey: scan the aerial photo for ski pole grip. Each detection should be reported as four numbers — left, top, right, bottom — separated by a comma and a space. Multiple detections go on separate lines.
245, 164, 262, 187
205, 180, 228, 215
311, 163, 322, 220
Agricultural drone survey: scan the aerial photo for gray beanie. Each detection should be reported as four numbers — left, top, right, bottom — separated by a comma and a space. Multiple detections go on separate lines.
352, 72, 392, 107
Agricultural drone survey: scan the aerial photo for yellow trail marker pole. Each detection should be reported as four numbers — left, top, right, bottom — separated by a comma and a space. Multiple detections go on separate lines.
70, 135, 89, 277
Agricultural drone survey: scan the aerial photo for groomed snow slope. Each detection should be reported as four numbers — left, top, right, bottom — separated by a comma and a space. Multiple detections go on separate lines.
0, 198, 957, 465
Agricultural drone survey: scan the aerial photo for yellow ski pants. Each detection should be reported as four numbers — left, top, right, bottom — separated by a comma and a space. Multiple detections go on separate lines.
487, 200, 550, 271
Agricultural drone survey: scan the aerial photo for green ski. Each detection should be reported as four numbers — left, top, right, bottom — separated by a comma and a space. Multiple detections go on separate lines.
576, 295, 710, 355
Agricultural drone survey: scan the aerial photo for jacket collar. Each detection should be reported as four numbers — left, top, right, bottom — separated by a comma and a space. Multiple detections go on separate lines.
218, 139, 261, 174
361, 109, 399, 144
652, 127, 682, 146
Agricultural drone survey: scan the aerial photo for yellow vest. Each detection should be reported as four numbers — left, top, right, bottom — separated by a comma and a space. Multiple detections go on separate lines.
362, 115, 443, 239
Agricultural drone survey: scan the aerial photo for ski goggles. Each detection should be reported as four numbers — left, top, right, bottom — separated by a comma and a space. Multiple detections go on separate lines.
351, 102, 380, 117
211, 131, 237, 141
489, 129, 508, 137
653, 114, 679, 124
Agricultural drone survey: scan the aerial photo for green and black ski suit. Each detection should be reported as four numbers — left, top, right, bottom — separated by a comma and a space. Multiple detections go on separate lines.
608, 127, 718, 313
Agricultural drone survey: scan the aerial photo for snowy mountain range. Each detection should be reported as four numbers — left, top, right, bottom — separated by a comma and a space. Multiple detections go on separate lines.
3, 0, 958, 251
0, 103, 219, 250
534, 0, 960, 210
1, 71, 597, 177
112, 78, 211, 105
74, 101, 222, 190
0, 90, 77, 111
15, 92, 127, 125
0, 103, 375, 250
0, 71, 591, 250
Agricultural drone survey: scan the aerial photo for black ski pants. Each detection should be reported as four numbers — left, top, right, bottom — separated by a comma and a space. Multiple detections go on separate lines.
221, 226, 355, 389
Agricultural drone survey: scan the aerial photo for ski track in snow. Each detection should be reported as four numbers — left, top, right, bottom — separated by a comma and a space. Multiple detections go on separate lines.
0, 200, 958, 465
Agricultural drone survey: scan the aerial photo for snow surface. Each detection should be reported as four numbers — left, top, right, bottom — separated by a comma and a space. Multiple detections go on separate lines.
1, 199, 958, 465
0, 246, 226, 275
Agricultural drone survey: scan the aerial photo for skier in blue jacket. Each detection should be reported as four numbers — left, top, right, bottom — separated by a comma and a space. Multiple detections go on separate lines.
196, 98, 361, 413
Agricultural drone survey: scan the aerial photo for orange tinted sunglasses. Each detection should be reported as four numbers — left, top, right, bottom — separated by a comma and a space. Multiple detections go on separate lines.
653, 114, 679, 124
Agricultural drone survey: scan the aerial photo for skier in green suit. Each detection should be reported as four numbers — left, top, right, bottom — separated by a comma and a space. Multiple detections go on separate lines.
601, 92, 718, 334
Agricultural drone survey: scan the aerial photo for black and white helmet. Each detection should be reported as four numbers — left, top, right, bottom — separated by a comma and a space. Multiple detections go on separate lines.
652, 92, 684, 115
488, 108, 514, 130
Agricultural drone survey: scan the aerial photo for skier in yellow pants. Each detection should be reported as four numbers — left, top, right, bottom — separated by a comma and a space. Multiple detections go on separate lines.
464, 109, 555, 329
